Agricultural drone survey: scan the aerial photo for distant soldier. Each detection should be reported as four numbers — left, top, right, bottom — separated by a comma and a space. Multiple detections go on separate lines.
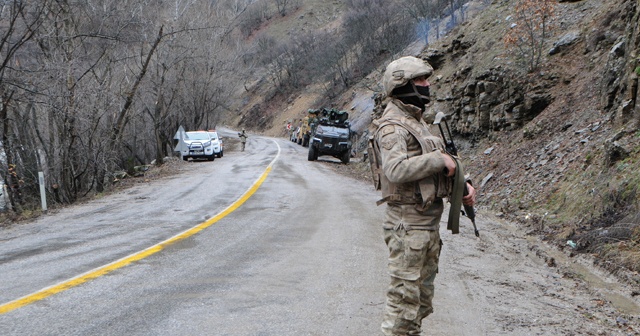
238, 129, 248, 151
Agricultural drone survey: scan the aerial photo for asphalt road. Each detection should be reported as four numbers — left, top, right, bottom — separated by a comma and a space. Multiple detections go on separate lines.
0, 130, 638, 335
0, 131, 388, 335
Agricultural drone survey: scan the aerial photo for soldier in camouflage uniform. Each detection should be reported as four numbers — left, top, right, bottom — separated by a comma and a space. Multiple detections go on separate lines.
238, 129, 248, 151
375, 56, 476, 335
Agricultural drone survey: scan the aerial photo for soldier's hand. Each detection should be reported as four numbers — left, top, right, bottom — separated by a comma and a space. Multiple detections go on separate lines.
442, 153, 456, 177
463, 183, 476, 206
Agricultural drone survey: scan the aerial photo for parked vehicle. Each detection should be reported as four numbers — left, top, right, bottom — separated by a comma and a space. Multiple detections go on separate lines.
181, 131, 216, 161
207, 130, 224, 158
308, 110, 352, 164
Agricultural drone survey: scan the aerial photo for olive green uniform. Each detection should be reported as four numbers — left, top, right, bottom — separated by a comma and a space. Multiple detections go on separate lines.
375, 98, 451, 336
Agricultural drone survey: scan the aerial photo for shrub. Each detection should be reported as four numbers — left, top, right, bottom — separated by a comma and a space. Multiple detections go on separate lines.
504, 0, 556, 72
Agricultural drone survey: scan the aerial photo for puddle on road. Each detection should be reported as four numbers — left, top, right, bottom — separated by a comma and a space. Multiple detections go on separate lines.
538, 238, 640, 315
493, 213, 640, 316
558, 252, 640, 315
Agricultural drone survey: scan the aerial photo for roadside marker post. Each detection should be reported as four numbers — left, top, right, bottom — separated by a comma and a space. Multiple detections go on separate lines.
38, 172, 47, 213
173, 125, 187, 160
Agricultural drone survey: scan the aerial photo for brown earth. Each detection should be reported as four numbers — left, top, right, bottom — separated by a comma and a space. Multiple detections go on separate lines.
245, 0, 640, 289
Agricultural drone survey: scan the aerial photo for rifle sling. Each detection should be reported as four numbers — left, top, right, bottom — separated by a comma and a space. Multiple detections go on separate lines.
447, 157, 465, 234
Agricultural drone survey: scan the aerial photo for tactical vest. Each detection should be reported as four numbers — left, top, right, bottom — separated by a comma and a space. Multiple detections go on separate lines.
368, 115, 453, 211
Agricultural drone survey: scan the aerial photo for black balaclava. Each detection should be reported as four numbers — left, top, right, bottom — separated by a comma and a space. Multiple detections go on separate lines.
391, 81, 431, 111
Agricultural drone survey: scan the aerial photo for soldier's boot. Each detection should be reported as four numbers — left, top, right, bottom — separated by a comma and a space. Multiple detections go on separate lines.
381, 318, 422, 336
407, 307, 433, 336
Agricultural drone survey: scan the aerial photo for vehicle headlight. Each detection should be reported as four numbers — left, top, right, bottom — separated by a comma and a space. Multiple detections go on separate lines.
203, 141, 211, 147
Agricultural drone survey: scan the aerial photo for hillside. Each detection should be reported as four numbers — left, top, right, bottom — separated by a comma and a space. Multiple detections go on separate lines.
222, 0, 348, 132
236, 0, 640, 285
427, 0, 640, 282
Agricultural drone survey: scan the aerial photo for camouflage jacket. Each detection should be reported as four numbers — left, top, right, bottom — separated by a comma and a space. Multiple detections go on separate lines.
375, 98, 452, 230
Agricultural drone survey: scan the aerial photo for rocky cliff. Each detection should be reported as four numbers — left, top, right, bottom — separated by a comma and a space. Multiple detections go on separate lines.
415, 0, 640, 277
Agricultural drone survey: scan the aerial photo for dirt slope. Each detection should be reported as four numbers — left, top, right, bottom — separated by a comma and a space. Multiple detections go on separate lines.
421, 0, 640, 281
249, 0, 640, 286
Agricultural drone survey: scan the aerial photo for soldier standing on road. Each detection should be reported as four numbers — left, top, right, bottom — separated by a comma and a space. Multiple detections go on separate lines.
238, 129, 248, 152
374, 56, 476, 335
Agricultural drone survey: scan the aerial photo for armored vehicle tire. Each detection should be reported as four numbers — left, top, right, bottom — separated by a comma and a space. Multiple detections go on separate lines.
340, 150, 350, 164
207, 154, 215, 161
308, 145, 318, 161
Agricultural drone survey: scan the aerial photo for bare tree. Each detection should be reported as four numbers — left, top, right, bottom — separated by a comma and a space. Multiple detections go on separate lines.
0, 1, 49, 212
0, 0, 446, 214
0, 0, 248, 211
402, 0, 435, 44
337, 0, 413, 87
504, 0, 556, 72
274, 0, 288, 17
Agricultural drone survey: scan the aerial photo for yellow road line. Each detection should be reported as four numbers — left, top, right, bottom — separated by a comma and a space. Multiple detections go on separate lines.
0, 141, 281, 314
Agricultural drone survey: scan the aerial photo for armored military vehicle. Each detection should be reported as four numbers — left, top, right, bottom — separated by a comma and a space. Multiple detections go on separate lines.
307, 108, 352, 164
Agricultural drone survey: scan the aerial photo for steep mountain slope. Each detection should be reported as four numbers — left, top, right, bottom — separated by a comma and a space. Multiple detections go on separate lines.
421, 0, 640, 281
238, 0, 640, 283
222, 0, 347, 131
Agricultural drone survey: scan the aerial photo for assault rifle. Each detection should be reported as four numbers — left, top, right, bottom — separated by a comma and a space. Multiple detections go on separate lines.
433, 112, 479, 237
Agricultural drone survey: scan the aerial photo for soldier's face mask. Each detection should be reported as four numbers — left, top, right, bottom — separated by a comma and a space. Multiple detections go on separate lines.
391, 81, 431, 111
416, 85, 430, 100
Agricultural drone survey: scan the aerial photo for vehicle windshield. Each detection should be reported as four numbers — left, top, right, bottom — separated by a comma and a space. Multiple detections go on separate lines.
208, 132, 218, 140
186, 132, 210, 140
320, 125, 349, 134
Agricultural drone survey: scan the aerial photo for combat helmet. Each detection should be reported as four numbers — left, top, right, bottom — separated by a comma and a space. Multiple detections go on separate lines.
382, 56, 433, 96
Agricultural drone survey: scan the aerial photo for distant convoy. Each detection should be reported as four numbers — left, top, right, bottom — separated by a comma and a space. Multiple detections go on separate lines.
175, 108, 352, 164
289, 108, 353, 164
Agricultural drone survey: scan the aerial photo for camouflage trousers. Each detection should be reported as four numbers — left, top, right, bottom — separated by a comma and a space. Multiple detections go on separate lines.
381, 228, 442, 336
